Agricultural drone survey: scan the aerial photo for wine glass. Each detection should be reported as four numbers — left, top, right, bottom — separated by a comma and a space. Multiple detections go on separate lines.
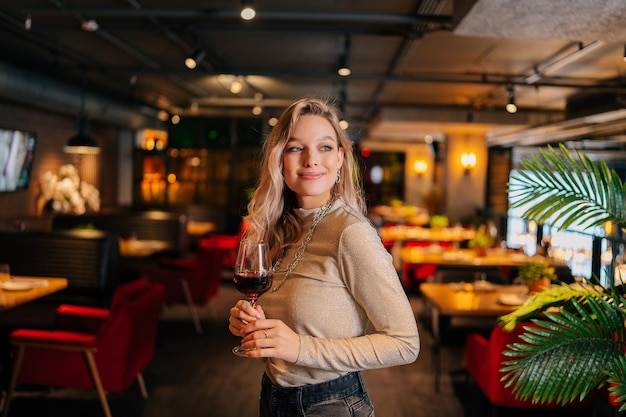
232, 240, 273, 356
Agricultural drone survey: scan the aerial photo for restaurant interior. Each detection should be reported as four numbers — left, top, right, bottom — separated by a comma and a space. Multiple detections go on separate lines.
0, 0, 625, 416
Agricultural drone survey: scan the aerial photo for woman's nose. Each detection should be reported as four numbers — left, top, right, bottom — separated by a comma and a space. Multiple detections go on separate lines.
303, 150, 317, 166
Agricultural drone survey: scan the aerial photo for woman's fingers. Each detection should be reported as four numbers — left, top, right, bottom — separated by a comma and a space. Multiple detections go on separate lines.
239, 320, 300, 363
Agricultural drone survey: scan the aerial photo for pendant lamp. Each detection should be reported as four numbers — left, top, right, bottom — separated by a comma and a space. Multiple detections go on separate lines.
64, 89, 100, 155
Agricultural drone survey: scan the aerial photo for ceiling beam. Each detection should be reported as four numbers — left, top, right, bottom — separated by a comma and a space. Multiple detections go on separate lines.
24, 8, 452, 26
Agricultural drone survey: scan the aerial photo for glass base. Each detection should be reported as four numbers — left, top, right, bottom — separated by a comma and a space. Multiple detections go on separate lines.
232, 345, 260, 357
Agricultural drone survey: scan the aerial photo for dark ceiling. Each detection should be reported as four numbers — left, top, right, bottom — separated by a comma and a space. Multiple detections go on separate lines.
1, 0, 626, 147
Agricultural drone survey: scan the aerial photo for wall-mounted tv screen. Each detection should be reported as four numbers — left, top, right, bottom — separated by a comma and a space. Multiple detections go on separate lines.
0, 128, 37, 192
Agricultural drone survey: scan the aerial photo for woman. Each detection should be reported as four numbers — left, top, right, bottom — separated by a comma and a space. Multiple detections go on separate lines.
229, 97, 420, 416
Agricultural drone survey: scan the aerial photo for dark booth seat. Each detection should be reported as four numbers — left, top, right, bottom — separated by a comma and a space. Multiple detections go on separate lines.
51, 210, 188, 258
0, 229, 120, 307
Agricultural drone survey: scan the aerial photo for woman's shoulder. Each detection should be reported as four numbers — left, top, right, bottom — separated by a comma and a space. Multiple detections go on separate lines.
333, 199, 370, 225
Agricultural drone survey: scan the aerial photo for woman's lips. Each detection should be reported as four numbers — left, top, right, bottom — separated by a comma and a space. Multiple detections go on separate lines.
298, 171, 325, 180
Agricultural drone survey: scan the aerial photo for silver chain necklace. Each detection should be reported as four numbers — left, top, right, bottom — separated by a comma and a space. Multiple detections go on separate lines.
270, 197, 336, 293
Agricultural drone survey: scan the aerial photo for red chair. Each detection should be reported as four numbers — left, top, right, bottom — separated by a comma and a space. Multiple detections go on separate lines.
141, 237, 222, 334
402, 241, 453, 290
203, 221, 249, 271
465, 324, 596, 415
3, 278, 165, 417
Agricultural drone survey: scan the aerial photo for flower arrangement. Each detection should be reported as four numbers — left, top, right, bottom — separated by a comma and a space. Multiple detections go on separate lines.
39, 164, 100, 214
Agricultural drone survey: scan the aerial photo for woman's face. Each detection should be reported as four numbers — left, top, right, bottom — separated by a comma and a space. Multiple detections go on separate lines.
282, 115, 344, 209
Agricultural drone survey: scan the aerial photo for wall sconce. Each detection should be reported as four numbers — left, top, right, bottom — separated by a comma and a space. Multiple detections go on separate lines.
461, 152, 476, 173
413, 159, 428, 175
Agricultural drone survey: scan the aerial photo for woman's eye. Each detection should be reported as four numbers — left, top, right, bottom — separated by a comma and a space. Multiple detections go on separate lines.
286, 146, 302, 152
320, 145, 333, 151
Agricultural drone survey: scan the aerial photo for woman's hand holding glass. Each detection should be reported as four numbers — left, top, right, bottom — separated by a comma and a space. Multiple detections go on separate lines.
229, 307, 301, 362
231, 240, 273, 356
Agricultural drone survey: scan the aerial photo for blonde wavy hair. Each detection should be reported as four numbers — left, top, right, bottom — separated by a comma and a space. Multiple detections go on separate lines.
243, 97, 365, 260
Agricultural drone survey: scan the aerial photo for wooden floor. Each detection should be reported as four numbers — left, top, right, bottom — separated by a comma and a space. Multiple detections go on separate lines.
1, 281, 615, 417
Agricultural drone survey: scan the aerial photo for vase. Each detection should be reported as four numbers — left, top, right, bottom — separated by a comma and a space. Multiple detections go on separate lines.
474, 247, 488, 257
529, 277, 551, 293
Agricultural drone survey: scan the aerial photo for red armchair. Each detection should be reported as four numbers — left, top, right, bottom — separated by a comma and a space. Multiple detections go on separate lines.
2, 278, 165, 417
141, 237, 223, 334
465, 324, 596, 415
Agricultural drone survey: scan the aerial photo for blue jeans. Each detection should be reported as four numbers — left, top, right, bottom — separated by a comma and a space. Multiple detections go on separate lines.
259, 372, 374, 417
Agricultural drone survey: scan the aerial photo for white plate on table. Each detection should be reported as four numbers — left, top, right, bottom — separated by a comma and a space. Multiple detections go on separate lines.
497, 293, 528, 306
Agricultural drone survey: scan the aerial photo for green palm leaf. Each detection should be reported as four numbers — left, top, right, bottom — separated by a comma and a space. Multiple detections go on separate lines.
508, 143, 626, 231
498, 282, 606, 331
500, 294, 626, 405
606, 355, 626, 411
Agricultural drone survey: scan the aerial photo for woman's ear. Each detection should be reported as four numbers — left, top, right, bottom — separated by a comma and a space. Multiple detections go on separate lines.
338, 146, 345, 168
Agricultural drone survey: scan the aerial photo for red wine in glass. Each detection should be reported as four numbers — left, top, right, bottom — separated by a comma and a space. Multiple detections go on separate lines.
233, 270, 273, 302
232, 240, 273, 356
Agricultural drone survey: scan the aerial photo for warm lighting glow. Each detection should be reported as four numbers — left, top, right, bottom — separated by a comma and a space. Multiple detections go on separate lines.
506, 100, 518, 114
461, 152, 476, 171
268, 117, 278, 127
230, 78, 243, 94
339, 119, 349, 130
252, 105, 262, 115
337, 66, 351, 77
184, 49, 206, 69
157, 110, 169, 121
240, 3, 256, 21
140, 130, 168, 151
413, 160, 428, 174
171, 114, 181, 125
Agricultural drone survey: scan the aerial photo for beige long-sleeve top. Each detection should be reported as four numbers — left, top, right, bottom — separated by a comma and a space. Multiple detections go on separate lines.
262, 199, 420, 387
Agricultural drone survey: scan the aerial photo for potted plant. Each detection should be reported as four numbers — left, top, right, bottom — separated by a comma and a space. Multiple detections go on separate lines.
517, 259, 557, 292
468, 227, 494, 256
498, 144, 626, 410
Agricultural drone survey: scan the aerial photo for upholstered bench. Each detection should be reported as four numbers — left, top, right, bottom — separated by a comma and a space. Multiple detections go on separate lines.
51, 210, 188, 258
0, 229, 120, 307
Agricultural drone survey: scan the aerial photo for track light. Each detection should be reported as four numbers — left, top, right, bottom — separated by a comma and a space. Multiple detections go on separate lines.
185, 48, 206, 69
240, 0, 256, 20
505, 85, 517, 114
506, 96, 517, 114
337, 35, 351, 77
623, 44, 626, 63
337, 56, 351, 77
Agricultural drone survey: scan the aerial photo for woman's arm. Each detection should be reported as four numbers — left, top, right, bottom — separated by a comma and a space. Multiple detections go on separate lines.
296, 221, 420, 370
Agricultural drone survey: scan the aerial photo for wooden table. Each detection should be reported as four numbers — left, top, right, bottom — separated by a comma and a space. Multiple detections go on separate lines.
398, 247, 564, 284
0, 276, 68, 311
401, 247, 552, 267
118, 239, 171, 258
419, 282, 526, 391
380, 225, 475, 243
